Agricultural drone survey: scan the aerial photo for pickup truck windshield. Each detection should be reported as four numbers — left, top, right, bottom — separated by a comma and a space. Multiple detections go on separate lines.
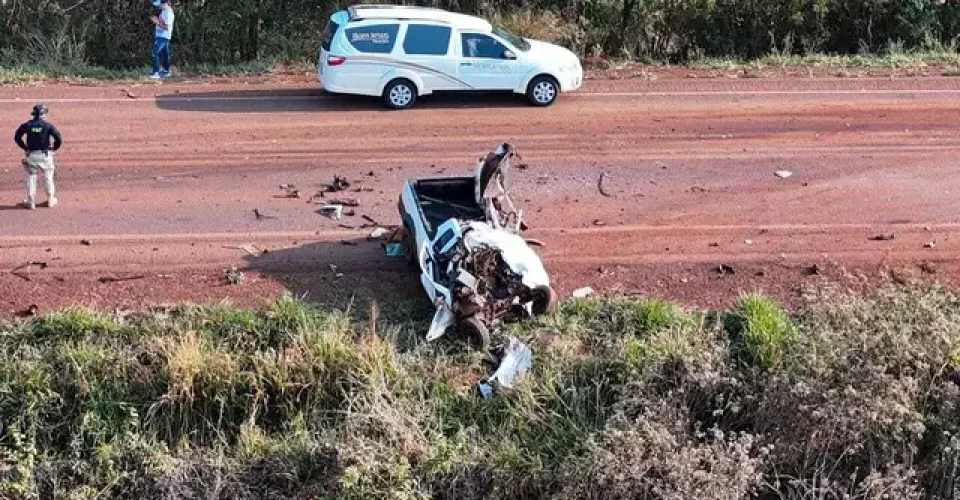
493, 27, 531, 52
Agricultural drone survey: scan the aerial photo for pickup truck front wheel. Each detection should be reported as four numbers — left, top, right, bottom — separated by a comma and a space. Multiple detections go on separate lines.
460, 316, 490, 351
530, 286, 559, 315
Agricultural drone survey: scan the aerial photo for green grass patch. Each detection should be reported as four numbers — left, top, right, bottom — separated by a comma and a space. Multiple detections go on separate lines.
2, 287, 960, 498
726, 294, 795, 371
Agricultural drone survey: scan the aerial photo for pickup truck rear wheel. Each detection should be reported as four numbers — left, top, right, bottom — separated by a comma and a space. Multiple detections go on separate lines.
531, 286, 559, 315
460, 316, 490, 351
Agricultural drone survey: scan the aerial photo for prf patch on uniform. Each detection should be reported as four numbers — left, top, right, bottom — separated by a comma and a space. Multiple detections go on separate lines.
31, 127, 43, 133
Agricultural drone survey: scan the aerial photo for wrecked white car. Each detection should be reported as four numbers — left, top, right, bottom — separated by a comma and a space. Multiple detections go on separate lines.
398, 143, 557, 348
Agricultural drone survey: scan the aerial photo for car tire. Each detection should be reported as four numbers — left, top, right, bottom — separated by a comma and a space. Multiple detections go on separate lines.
530, 285, 559, 315
382, 79, 417, 110
460, 315, 491, 351
527, 76, 559, 107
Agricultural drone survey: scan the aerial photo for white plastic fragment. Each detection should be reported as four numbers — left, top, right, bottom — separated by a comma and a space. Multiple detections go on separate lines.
369, 227, 390, 239
572, 286, 594, 298
478, 337, 533, 399
319, 204, 344, 220
774, 170, 793, 179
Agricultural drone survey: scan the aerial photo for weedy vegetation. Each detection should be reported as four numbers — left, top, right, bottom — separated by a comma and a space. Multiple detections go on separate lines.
2, 285, 960, 498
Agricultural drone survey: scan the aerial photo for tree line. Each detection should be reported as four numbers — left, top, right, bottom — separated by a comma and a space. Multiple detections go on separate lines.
1, 0, 959, 69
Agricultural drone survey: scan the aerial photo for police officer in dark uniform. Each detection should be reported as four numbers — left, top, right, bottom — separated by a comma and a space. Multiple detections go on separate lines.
14, 104, 62, 210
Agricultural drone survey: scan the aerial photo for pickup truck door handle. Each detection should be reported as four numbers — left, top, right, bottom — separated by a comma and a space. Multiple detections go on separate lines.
460, 62, 472, 66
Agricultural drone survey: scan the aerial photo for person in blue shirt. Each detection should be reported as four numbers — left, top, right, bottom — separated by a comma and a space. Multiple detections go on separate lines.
14, 104, 62, 210
149, 0, 175, 79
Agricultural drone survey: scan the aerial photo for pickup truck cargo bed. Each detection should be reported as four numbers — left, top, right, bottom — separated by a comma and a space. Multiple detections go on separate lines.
411, 177, 485, 238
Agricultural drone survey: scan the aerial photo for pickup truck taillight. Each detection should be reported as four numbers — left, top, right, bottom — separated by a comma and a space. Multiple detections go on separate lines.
327, 55, 347, 66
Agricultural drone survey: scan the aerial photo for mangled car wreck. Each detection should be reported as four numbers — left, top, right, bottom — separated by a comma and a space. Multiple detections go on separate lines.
399, 143, 557, 349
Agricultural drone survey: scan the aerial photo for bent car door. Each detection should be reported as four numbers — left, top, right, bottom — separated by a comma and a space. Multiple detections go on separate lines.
457, 32, 523, 90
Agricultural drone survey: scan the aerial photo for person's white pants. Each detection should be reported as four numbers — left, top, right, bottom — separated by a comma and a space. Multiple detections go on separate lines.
23, 151, 56, 207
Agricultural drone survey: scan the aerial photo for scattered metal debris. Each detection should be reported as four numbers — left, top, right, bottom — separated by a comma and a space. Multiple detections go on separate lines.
592, 219, 606, 226
121, 88, 138, 99
362, 214, 380, 225
774, 170, 793, 179
276, 184, 301, 198
253, 208, 278, 220
328, 197, 360, 207
368, 227, 391, 239
224, 266, 245, 285
319, 205, 344, 220
322, 175, 351, 193
744, 239, 753, 245
223, 244, 265, 257
80, 239, 92, 246
98, 275, 147, 283
598, 172, 613, 197
477, 337, 533, 399
708, 242, 720, 247
328, 264, 344, 277
870, 233, 895, 241
572, 286, 594, 298
15, 304, 39, 318
12, 261, 47, 272
11, 261, 48, 281
715, 264, 736, 275
925, 241, 937, 249
804, 264, 822, 276
384, 243, 405, 257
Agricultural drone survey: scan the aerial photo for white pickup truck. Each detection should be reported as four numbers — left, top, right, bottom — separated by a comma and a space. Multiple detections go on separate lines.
398, 143, 557, 348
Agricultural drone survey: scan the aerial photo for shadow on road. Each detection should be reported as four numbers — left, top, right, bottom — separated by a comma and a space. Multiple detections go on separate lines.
240, 235, 425, 312
155, 88, 530, 113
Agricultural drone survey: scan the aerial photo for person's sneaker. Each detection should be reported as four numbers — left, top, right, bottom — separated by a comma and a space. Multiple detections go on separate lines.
46, 197, 58, 208
20, 199, 35, 210
148, 73, 161, 79
160, 71, 172, 79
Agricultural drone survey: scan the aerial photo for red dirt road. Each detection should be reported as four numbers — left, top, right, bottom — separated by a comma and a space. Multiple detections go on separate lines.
2, 76, 960, 316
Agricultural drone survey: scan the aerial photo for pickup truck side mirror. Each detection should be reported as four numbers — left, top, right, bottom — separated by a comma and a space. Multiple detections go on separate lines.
502, 49, 516, 60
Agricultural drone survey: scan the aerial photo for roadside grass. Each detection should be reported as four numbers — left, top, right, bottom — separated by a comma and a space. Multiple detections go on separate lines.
2, 285, 960, 498
0, 59, 281, 85
6, 49, 960, 85
691, 50, 960, 70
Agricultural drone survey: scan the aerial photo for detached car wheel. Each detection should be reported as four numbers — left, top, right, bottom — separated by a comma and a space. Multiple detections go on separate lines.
527, 76, 559, 107
383, 79, 417, 109
460, 316, 491, 351
531, 286, 559, 315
